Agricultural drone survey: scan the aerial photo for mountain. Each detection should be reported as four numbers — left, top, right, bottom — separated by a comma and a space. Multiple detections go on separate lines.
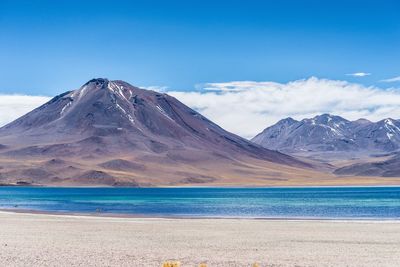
0, 78, 315, 186
334, 153, 400, 177
252, 114, 400, 157
252, 114, 355, 153
352, 118, 400, 152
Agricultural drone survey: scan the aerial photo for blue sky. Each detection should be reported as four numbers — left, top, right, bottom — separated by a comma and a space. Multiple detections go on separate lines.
1, 0, 400, 137
0, 0, 399, 95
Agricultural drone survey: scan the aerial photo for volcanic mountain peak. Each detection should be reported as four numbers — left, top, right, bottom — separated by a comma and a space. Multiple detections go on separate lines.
63, 79, 141, 125
76, 78, 141, 106
0, 78, 205, 141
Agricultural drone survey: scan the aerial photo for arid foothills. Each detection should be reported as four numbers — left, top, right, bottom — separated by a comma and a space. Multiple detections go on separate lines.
0, 78, 399, 186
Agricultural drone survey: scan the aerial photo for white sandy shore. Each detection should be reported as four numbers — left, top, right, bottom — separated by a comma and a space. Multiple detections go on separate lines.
0, 211, 399, 266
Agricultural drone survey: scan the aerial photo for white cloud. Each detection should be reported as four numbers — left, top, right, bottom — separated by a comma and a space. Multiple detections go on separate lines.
142, 85, 169, 92
346, 72, 371, 77
2, 78, 400, 140
0, 95, 50, 127
381, 76, 400, 83
168, 77, 400, 139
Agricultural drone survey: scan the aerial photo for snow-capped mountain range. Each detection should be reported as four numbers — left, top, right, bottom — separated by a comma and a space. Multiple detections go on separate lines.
252, 114, 400, 155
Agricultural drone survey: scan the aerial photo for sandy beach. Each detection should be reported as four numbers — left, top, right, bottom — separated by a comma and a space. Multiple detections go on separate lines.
0, 211, 399, 267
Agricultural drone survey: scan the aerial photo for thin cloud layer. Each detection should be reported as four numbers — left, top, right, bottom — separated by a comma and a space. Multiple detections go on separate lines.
169, 77, 400, 138
142, 85, 169, 92
381, 76, 400, 83
0, 95, 50, 127
346, 72, 371, 77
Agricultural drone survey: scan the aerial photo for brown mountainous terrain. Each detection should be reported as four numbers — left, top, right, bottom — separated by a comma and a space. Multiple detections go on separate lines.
0, 78, 330, 187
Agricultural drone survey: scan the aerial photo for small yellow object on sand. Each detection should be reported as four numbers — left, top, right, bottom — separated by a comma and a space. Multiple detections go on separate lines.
162, 261, 259, 267
162, 261, 181, 267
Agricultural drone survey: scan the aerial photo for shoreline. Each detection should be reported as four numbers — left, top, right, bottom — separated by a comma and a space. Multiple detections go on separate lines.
2, 184, 400, 188
1, 209, 399, 222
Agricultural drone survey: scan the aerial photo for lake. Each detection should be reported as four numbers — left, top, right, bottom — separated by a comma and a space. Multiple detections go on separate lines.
1, 187, 400, 219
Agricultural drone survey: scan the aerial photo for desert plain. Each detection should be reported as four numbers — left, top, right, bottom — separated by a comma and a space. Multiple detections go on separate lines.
0, 211, 399, 267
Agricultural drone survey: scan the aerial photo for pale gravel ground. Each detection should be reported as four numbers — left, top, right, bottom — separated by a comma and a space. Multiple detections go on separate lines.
0, 212, 399, 267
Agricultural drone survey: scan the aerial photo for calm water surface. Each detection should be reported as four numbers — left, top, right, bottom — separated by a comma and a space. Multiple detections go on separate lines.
0, 187, 400, 219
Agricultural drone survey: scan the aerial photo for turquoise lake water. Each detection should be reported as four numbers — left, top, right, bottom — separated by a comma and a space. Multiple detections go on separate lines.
0, 187, 400, 219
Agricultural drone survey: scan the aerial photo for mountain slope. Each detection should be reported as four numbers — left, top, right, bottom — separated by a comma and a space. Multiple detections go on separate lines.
0, 78, 317, 186
334, 153, 400, 177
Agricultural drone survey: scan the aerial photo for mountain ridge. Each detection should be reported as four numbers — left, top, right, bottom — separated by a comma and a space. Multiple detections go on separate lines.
252, 114, 400, 178
252, 114, 400, 156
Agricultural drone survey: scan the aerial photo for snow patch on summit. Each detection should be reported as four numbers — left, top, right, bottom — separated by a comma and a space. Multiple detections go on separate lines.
108, 81, 129, 102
